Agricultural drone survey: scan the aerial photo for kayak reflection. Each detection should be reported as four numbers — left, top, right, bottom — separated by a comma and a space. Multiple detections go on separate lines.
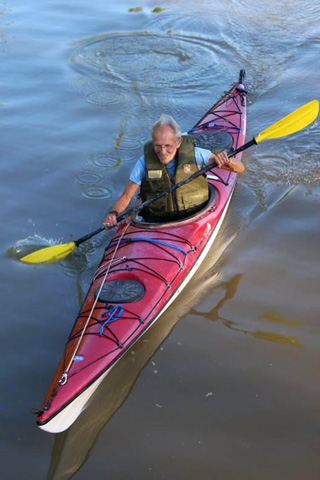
190, 274, 302, 347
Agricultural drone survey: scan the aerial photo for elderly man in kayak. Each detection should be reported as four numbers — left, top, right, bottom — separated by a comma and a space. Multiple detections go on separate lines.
103, 114, 245, 227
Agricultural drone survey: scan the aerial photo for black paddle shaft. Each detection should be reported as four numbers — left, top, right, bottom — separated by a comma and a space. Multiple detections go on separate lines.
75, 138, 256, 247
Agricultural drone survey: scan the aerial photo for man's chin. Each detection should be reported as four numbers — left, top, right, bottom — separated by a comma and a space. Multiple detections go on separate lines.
160, 156, 174, 163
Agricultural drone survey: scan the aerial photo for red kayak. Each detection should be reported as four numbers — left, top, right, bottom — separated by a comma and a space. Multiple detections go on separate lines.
37, 71, 247, 432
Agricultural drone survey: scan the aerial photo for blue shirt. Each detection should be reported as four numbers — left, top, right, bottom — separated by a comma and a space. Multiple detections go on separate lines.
129, 147, 212, 185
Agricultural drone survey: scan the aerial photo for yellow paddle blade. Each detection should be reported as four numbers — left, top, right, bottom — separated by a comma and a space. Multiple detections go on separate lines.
255, 100, 319, 143
20, 242, 76, 264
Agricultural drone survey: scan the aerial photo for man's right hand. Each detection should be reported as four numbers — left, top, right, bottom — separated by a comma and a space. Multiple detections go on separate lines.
103, 211, 118, 230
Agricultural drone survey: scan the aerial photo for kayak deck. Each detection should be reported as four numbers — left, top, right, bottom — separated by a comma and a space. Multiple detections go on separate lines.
37, 76, 247, 432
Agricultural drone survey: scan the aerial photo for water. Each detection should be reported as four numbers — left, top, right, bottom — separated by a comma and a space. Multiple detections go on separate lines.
1, 0, 320, 478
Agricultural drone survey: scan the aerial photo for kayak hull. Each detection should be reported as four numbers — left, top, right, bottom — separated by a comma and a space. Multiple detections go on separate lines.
37, 78, 247, 432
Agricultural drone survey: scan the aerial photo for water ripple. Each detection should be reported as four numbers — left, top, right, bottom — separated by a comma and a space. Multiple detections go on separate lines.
89, 154, 121, 169
81, 185, 112, 200
76, 170, 104, 185
70, 31, 233, 94
243, 147, 320, 210
85, 90, 125, 106
9, 235, 61, 261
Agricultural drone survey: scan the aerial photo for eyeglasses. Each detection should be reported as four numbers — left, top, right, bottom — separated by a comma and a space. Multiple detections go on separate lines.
153, 141, 179, 153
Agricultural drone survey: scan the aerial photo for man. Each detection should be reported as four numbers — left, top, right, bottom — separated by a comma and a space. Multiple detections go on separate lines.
103, 114, 245, 228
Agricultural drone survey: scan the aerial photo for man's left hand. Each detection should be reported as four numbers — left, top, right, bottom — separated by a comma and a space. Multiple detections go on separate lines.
211, 151, 232, 168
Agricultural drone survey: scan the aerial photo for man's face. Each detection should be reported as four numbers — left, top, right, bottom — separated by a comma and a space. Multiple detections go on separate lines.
152, 125, 182, 164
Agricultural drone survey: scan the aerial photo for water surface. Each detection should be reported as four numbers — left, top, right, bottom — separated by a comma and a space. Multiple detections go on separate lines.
1, 0, 319, 478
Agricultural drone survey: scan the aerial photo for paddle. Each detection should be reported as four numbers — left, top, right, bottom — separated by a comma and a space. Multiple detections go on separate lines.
20, 99, 319, 264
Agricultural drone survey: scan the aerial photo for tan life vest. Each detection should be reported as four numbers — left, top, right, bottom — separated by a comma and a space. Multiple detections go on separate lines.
140, 135, 209, 220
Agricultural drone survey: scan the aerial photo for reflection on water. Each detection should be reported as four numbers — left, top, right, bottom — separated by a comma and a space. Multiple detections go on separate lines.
190, 274, 303, 347
251, 330, 302, 347
128, 7, 142, 13
259, 310, 300, 328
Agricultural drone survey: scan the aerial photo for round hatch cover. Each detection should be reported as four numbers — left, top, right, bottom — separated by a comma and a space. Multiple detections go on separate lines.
193, 131, 233, 153
95, 279, 145, 303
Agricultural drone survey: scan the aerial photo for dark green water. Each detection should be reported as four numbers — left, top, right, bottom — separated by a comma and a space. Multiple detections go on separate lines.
1, 0, 319, 478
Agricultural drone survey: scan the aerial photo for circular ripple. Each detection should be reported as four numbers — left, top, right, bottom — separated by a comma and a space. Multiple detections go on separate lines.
116, 136, 144, 152
71, 31, 220, 92
85, 90, 125, 106
90, 154, 121, 168
76, 170, 104, 184
82, 186, 112, 200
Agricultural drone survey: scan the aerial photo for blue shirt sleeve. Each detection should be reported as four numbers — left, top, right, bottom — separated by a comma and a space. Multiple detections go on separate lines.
129, 155, 145, 185
194, 147, 212, 168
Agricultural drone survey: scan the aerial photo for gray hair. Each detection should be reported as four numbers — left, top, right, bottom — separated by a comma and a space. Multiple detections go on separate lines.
152, 114, 182, 141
